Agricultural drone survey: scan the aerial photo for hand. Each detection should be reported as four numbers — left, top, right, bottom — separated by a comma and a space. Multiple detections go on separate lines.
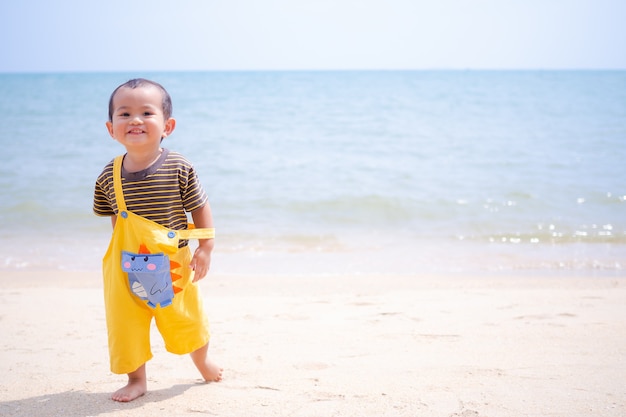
189, 243, 213, 282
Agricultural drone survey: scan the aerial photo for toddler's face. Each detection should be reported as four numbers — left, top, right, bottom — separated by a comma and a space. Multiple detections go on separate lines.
106, 86, 174, 151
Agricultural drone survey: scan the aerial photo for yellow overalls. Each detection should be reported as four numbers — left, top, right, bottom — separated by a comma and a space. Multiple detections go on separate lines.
102, 155, 214, 374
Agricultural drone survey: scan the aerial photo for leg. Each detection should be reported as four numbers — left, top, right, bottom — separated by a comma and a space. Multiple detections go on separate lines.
190, 343, 223, 382
111, 363, 147, 402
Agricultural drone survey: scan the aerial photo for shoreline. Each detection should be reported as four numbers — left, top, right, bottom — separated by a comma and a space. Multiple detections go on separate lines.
1, 269, 625, 416
2, 235, 625, 276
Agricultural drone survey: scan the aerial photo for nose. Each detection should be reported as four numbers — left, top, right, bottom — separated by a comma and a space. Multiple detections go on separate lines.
130, 115, 143, 124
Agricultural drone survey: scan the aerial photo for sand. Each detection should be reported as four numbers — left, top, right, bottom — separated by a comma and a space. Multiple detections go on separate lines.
0, 268, 625, 417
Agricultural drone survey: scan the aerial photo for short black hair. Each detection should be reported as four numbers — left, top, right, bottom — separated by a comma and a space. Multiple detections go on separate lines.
108, 78, 173, 121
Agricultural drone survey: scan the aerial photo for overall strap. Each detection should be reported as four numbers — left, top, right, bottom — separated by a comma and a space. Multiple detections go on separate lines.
176, 226, 216, 240
112, 154, 215, 240
112, 155, 127, 212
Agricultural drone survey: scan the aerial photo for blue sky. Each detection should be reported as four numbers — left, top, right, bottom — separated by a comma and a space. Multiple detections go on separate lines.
1, 0, 625, 73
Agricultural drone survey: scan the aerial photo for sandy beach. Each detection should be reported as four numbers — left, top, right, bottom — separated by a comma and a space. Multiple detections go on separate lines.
1, 267, 625, 417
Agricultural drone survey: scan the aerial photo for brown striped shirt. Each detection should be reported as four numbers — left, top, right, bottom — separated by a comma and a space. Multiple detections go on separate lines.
93, 149, 208, 234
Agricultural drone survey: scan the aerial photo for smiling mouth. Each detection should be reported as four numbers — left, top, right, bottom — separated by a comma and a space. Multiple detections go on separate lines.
128, 129, 145, 134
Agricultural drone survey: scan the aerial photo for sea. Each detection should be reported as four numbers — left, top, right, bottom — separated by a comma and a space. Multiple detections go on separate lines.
1, 70, 625, 276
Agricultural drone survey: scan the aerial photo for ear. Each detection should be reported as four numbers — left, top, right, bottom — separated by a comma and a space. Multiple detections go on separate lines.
162, 118, 176, 139
105, 121, 115, 139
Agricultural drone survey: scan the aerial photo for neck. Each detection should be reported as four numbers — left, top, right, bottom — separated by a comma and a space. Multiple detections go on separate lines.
123, 148, 163, 173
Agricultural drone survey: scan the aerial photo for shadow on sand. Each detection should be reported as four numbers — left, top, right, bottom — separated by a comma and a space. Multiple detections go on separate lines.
0, 383, 198, 417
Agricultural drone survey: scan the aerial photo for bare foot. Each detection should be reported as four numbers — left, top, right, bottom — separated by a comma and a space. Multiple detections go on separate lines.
190, 343, 223, 382
111, 378, 147, 402
198, 358, 224, 382
111, 365, 147, 402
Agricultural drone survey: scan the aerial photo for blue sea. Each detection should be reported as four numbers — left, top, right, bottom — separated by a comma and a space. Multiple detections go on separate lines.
1, 71, 625, 275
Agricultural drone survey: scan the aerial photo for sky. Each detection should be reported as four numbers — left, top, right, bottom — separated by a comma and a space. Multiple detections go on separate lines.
1, 0, 625, 73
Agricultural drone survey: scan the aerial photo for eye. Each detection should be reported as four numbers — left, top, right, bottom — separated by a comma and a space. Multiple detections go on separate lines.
119, 112, 130, 117
143, 256, 149, 262
130, 256, 136, 261
143, 111, 153, 116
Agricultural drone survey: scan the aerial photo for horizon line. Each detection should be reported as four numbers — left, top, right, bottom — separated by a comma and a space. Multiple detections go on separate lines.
1, 67, 625, 76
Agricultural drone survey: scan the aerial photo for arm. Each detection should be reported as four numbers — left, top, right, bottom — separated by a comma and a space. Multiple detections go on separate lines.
189, 203, 215, 282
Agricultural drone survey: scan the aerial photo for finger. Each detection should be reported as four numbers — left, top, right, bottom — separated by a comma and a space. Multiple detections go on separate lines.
192, 268, 208, 282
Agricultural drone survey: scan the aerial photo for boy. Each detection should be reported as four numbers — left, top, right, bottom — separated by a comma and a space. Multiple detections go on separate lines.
93, 78, 222, 402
